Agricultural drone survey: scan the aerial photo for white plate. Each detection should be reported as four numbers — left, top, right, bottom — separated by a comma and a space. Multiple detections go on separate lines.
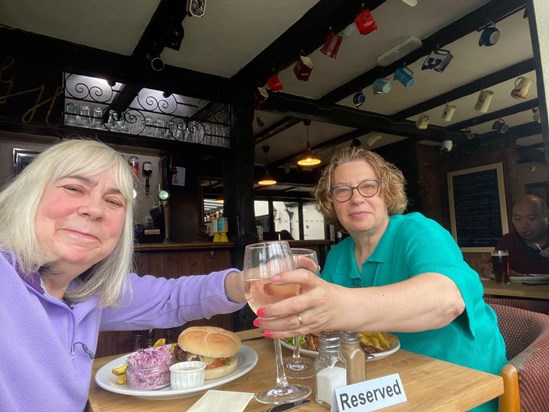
510, 274, 549, 283
95, 345, 258, 400
281, 335, 400, 362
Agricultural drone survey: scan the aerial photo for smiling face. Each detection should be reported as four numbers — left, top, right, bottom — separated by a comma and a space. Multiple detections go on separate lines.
332, 160, 389, 238
34, 171, 127, 275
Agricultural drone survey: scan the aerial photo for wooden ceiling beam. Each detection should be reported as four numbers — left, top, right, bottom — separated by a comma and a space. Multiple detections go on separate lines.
394, 59, 536, 121
320, 0, 527, 104
232, 0, 388, 87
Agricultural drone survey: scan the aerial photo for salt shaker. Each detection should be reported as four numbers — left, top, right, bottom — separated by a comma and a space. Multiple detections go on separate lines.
314, 332, 347, 409
340, 331, 366, 384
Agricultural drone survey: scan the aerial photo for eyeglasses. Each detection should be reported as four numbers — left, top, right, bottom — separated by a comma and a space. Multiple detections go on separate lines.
330, 179, 381, 202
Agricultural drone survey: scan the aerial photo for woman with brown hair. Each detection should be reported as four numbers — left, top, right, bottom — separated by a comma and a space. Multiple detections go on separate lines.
255, 147, 506, 412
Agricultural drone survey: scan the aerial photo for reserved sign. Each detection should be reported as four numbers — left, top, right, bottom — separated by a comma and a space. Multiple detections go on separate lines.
334, 373, 407, 411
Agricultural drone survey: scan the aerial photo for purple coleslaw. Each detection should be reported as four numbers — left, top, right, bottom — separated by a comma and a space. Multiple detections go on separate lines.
126, 346, 173, 390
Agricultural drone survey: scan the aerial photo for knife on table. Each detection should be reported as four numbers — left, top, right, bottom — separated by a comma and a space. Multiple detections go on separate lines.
264, 399, 311, 412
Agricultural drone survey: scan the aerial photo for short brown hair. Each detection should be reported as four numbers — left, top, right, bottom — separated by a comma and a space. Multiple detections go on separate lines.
313, 147, 408, 229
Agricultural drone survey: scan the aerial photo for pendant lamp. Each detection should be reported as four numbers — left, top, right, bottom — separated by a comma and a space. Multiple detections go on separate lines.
297, 120, 321, 167
258, 145, 277, 186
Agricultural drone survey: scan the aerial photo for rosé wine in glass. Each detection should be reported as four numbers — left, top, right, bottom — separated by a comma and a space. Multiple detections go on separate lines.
243, 241, 311, 404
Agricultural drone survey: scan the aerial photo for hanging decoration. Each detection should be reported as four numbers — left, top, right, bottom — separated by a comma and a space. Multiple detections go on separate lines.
442, 104, 456, 122
474, 89, 494, 113
373, 78, 391, 94
415, 114, 430, 130
267, 73, 283, 92
394, 66, 416, 88
511, 76, 533, 100
421, 49, 453, 72
320, 31, 343, 58
293, 55, 314, 81
354, 9, 378, 35
353, 90, 366, 108
479, 23, 500, 46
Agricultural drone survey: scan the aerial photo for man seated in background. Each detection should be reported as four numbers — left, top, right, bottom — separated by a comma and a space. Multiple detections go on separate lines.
494, 194, 549, 275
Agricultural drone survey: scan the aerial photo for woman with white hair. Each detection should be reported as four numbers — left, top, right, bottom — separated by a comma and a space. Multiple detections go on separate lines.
0, 138, 246, 411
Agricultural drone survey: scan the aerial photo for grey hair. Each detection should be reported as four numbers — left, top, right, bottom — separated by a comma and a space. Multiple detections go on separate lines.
0, 138, 135, 306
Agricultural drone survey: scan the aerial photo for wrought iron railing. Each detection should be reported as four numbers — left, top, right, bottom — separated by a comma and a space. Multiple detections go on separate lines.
62, 73, 231, 148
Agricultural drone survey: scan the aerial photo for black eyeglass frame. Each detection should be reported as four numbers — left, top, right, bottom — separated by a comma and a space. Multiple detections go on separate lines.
330, 179, 382, 202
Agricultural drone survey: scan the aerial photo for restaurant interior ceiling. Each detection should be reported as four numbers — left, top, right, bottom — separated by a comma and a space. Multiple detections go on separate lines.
0, 0, 544, 200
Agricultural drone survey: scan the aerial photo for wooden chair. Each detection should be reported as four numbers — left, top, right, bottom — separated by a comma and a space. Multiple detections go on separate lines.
487, 303, 549, 412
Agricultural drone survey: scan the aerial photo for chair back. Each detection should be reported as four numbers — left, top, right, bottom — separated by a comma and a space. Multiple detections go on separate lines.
488, 303, 549, 412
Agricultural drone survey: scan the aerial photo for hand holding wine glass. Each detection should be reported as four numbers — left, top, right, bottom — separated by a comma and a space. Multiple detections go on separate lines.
243, 241, 311, 404
283, 248, 320, 379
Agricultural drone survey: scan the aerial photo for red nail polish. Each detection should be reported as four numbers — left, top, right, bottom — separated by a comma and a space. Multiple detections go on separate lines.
253, 318, 261, 327
263, 330, 273, 338
257, 307, 265, 318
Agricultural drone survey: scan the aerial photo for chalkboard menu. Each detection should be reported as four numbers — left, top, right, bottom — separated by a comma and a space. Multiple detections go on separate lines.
448, 163, 509, 251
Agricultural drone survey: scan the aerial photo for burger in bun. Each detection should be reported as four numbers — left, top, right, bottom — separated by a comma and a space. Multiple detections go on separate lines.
174, 326, 241, 380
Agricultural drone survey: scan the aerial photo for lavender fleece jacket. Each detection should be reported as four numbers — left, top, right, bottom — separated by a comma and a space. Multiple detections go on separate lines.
0, 251, 244, 412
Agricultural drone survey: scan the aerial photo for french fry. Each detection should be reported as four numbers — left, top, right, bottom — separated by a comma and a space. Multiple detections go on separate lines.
152, 338, 166, 348
111, 364, 127, 376
358, 332, 394, 352
116, 375, 127, 385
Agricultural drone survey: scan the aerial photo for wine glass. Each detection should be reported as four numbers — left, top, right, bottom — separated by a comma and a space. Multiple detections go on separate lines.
283, 248, 319, 379
243, 241, 311, 404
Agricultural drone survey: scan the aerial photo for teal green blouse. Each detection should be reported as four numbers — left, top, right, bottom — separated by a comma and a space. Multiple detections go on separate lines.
322, 213, 506, 412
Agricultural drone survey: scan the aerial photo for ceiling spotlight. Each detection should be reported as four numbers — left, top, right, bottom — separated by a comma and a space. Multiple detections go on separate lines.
256, 116, 265, 127
350, 138, 362, 147
463, 128, 475, 140
401, 0, 418, 6
258, 145, 277, 186
165, 20, 184, 51
479, 23, 500, 46
297, 120, 321, 167
187, 0, 206, 17
492, 118, 509, 134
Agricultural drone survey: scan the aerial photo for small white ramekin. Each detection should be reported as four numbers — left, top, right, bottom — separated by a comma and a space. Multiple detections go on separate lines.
169, 361, 206, 390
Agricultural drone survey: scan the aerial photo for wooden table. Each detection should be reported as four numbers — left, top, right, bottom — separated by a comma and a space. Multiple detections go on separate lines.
89, 337, 503, 412
482, 278, 549, 300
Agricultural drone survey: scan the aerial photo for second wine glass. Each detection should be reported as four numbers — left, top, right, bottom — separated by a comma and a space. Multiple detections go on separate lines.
283, 248, 319, 379
243, 241, 311, 404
